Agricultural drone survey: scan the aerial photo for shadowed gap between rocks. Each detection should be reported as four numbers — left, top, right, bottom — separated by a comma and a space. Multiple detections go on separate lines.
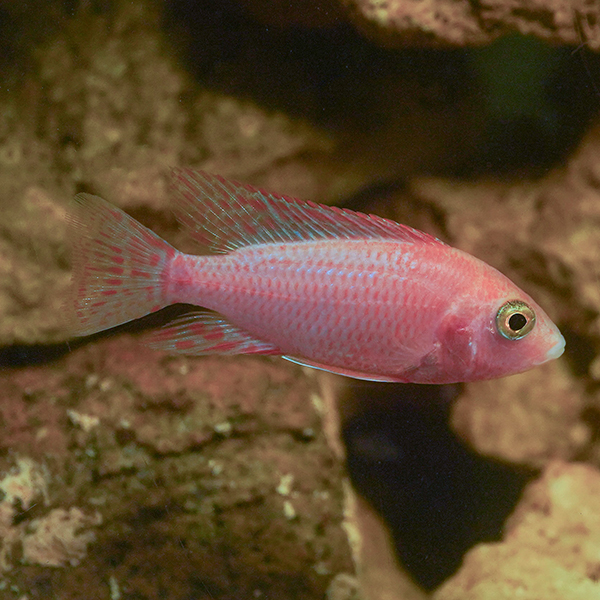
343, 382, 533, 591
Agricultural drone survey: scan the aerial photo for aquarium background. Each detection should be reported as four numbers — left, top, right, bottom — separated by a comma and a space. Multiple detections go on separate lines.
0, 1, 599, 599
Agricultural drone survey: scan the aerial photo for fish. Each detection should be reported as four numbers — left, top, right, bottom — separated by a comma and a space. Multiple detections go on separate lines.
68, 168, 565, 384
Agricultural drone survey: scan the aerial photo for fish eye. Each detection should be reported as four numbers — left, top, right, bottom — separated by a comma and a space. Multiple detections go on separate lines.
496, 300, 536, 340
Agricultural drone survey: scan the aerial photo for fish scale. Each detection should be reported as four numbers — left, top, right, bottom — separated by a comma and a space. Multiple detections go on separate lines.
67, 168, 565, 383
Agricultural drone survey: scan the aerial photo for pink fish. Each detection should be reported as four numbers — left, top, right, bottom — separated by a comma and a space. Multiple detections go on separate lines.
68, 168, 564, 384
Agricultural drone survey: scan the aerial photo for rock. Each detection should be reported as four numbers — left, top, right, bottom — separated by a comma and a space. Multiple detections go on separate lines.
22, 507, 102, 568
0, 335, 354, 598
451, 360, 589, 468
342, 0, 600, 47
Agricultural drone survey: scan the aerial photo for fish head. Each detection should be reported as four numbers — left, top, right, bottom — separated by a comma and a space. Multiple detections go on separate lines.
433, 279, 565, 383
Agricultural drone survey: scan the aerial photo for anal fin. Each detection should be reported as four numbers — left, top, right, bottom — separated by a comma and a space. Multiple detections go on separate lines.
282, 356, 407, 382
146, 311, 281, 355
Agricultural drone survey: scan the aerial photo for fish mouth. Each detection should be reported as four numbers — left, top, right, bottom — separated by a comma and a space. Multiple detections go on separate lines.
543, 335, 566, 362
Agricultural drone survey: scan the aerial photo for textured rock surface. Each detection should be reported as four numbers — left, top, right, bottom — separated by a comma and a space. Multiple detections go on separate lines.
450, 358, 589, 467
434, 462, 600, 600
343, 0, 600, 47
0, 336, 353, 599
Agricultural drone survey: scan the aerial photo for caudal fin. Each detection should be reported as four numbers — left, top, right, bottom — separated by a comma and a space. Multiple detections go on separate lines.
68, 193, 176, 336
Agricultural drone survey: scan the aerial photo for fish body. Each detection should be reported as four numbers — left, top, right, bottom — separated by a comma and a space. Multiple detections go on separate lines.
69, 169, 564, 384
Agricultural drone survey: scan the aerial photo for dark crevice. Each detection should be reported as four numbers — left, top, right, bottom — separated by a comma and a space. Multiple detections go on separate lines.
0, 304, 199, 369
343, 382, 533, 590
561, 326, 598, 378
164, 0, 472, 130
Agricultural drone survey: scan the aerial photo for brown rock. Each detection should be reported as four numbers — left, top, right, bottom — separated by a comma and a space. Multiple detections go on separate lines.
0, 336, 354, 598
342, 0, 600, 47
451, 360, 589, 468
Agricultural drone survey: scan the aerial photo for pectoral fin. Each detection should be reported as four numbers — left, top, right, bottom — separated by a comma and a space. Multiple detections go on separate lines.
146, 311, 282, 355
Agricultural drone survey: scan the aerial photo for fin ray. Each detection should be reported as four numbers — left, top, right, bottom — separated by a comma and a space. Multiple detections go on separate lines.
69, 194, 175, 336
146, 311, 282, 355
282, 356, 407, 382
170, 168, 443, 253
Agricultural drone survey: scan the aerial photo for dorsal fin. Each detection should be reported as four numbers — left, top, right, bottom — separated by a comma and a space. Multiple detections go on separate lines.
170, 168, 443, 253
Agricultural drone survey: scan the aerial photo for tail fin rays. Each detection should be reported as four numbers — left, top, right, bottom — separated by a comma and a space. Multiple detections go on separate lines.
68, 193, 176, 336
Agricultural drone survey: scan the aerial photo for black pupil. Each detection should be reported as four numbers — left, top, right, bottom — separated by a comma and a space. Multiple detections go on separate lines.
508, 313, 527, 331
